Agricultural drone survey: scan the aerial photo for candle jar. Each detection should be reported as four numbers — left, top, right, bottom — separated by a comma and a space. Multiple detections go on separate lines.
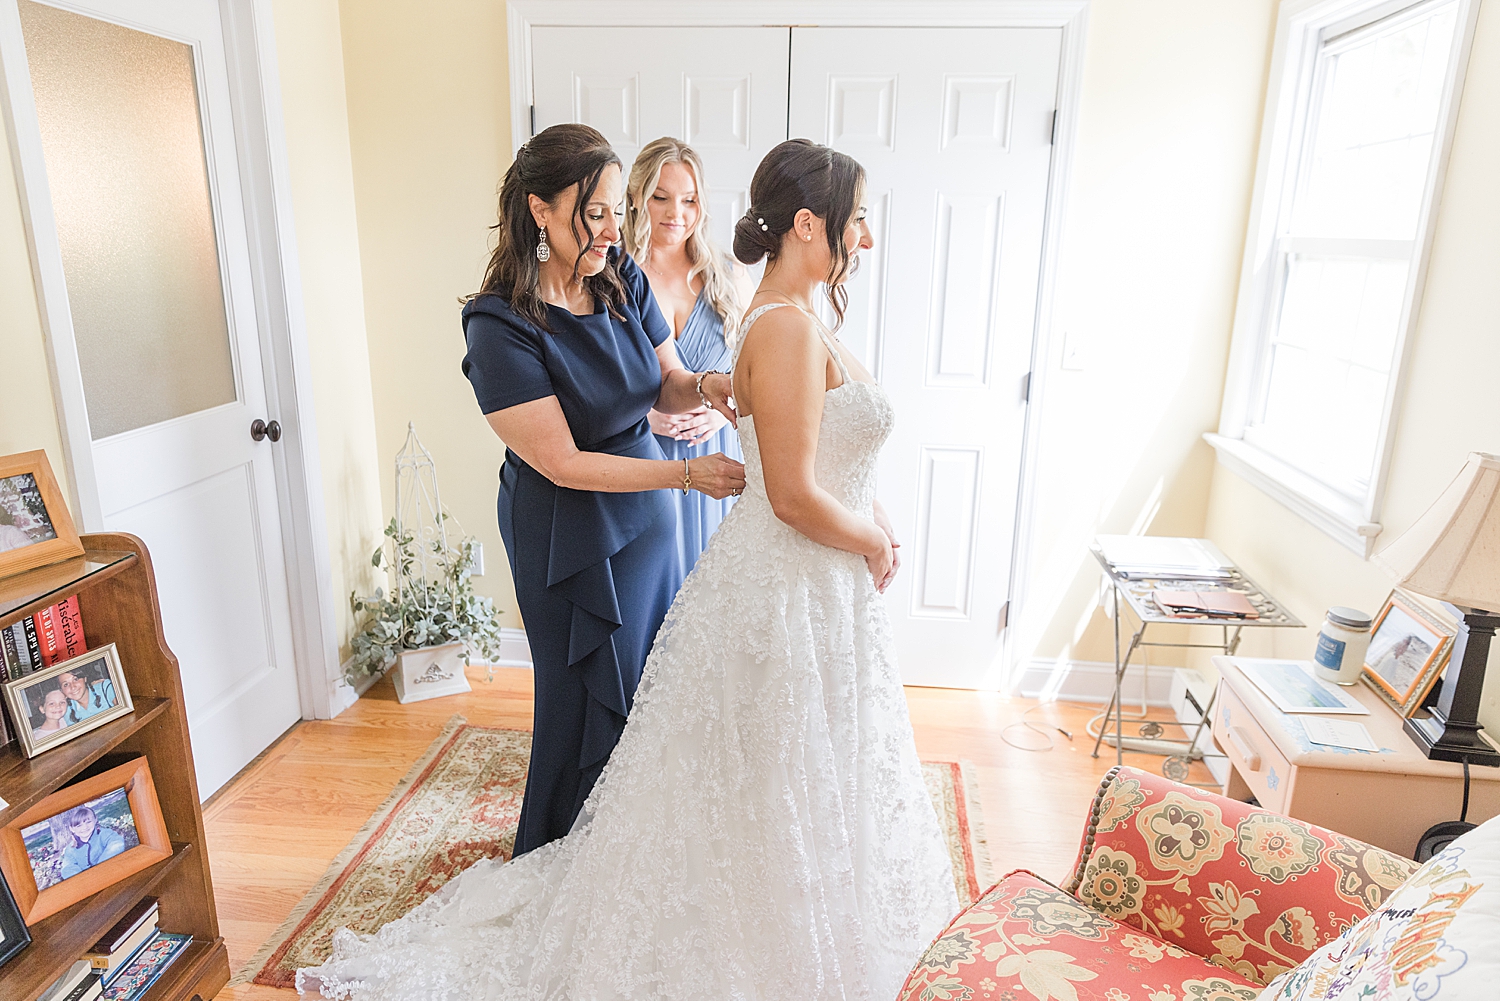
1313, 606, 1373, 685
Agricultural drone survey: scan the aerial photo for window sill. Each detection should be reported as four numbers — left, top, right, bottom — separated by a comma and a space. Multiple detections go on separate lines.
1203, 433, 1382, 558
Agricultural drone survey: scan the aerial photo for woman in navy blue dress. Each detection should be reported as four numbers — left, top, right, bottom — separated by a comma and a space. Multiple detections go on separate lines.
624, 138, 755, 577
461, 125, 744, 856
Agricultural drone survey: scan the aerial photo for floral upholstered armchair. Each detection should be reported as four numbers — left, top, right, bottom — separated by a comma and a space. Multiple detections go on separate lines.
899, 766, 1419, 1001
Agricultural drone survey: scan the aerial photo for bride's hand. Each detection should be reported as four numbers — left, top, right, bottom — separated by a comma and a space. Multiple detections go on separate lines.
864, 532, 895, 593
872, 502, 901, 584
687, 453, 745, 499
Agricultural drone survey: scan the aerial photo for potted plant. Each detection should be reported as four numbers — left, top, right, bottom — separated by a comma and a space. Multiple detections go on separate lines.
347, 425, 504, 703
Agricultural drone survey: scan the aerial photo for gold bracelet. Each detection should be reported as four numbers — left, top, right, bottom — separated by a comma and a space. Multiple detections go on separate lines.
682, 458, 691, 495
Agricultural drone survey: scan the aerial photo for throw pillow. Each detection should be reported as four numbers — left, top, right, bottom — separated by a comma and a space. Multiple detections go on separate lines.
1258, 813, 1500, 1000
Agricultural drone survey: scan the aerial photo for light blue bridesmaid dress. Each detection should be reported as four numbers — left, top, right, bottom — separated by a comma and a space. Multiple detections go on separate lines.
654, 290, 742, 577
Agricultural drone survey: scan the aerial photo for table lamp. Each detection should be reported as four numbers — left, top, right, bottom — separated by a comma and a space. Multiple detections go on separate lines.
1373, 451, 1500, 766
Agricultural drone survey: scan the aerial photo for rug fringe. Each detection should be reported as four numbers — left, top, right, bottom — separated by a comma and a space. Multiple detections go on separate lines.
957, 759, 994, 889
229, 714, 470, 987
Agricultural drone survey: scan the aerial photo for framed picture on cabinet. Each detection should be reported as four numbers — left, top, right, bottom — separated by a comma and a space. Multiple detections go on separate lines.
0, 450, 83, 578
1361, 590, 1457, 717
2, 643, 133, 758
0, 867, 29, 968
0, 757, 171, 923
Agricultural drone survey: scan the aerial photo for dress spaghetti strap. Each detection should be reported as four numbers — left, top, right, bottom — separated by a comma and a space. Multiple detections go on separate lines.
733, 301, 852, 387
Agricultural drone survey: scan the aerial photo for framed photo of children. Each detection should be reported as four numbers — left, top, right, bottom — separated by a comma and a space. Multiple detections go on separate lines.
0, 450, 84, 578
1361, 590, 1458, 716
2, 643, 133, 758
0, 757, 170, 923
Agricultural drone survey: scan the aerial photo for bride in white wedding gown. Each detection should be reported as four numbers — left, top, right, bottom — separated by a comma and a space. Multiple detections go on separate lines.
298, 138, 958, 1000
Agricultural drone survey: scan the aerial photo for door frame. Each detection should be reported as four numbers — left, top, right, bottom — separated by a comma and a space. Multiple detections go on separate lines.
507, 0, 1090, 685
0, 0, 345, 718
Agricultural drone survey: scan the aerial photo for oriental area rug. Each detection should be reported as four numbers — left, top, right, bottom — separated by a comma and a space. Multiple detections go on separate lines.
238, 716, 992, 989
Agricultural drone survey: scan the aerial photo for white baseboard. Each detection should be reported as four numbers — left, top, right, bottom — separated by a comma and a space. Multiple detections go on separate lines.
1012, 658, 1175, 707
481, 627, 533, 668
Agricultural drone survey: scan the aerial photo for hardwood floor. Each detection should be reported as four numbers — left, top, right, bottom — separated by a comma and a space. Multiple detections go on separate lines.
207, 667, 1213, 999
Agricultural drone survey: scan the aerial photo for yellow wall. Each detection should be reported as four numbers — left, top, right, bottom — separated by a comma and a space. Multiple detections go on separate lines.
271, 0, 386, 662
335, 0, 518, 624
1008, 0, 1279, 677
1204, 0, 1500, 730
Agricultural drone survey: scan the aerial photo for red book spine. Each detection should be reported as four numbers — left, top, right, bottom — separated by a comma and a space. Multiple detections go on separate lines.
55, 595, 86, 658
34, 604, 61, 666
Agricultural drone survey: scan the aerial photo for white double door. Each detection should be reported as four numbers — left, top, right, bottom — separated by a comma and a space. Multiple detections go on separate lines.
532, 25, 1061, 688
5, 0, 302, 794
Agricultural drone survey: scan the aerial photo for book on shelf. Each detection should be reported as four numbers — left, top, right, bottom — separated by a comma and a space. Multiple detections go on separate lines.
100, 931, 191, 1001
1, 595, 87, 676
37, 960, 94, 1001
86, 896, 159, 979
60, 973, 103, 1001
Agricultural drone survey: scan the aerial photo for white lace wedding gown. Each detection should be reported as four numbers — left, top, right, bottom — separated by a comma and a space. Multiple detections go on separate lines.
298, 305, 958, 1000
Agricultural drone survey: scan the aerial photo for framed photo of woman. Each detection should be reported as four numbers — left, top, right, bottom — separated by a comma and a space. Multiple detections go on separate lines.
0, 450, 84, 578
1361, 590, 1457, 716
0, 757, 170, 923
1, 643, 133, 758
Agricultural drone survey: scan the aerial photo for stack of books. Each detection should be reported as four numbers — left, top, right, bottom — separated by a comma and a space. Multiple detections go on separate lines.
33, 897, 192, 1001
1, 595, 86, 678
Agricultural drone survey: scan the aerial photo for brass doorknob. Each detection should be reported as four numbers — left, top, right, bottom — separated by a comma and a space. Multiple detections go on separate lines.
250, 418, 282, 442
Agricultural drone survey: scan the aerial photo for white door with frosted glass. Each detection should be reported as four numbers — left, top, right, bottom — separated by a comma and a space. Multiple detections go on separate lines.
528, 25, 1060, 687
530, 26, 789, 255
10, 0, 301, 795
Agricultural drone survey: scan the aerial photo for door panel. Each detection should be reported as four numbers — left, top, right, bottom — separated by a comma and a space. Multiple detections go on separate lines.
791, 27, 1061, 687
531, 26, 789, 252
16, 0, 302, 795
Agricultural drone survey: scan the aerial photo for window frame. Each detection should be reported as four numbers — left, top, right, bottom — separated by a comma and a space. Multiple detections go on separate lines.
1208, 0, 1480, 557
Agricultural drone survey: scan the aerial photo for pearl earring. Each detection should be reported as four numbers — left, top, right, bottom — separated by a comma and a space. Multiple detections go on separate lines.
536, 227, 550, 263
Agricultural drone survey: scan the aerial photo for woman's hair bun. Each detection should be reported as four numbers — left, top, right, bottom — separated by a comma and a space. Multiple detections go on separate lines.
733, 208, 776, 265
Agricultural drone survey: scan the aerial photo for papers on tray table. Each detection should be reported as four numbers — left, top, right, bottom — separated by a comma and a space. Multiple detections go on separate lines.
1301, 716, 1381, 753
1233, 658, 1369, 715
1095, 535, 1234, 580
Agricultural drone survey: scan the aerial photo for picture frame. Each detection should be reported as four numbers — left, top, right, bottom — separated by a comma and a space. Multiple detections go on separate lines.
2, 643, 134, 759
1361, 590, 1458, 717
0, 757, 171, 923
0, 867, 29, 968
0, 450, 84, 578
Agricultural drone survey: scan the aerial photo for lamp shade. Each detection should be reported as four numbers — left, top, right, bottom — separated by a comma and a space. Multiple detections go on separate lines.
1373, 452, 1500, 611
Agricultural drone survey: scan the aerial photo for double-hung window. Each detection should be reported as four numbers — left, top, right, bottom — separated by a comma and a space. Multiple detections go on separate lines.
1209, 0, 1477, 556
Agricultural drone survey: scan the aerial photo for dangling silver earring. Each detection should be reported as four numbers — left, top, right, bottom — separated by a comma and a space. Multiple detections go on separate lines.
536, 226, 550, 263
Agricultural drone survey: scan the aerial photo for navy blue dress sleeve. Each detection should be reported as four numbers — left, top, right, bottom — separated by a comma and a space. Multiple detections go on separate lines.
617, 252, 673, 349
461, 304, 553, 415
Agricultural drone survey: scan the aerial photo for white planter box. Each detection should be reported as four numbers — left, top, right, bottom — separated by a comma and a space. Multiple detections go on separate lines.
391, 641, 472, 704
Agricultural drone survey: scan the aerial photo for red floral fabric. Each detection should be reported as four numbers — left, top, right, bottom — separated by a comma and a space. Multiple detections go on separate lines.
1062, 767, 1417, 985
898, 870, 1261, 1001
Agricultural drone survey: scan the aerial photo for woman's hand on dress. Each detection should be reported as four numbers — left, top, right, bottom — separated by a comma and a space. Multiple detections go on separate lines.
872, 502, 902, 584
864, 531, 895, 593
687, 453, 745, 499
698, 372, 738, 428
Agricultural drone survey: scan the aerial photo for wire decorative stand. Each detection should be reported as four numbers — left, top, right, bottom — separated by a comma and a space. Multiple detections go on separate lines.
1089, 543, 1305, 784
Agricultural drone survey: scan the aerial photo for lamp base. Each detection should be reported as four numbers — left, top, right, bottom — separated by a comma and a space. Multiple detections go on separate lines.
1404, 707, 1500, 767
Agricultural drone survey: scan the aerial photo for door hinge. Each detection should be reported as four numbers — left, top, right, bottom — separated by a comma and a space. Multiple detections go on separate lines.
1021, 371, 1032, 404
997, 600, 1011, 633
529, 104, 536, 136
1050, 109, 1058, 145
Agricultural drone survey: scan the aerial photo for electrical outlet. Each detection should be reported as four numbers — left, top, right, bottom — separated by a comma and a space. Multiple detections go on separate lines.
470, 541, 485, 576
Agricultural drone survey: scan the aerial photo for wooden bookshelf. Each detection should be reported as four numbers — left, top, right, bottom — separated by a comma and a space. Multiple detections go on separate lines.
0, 534, 228, 1001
